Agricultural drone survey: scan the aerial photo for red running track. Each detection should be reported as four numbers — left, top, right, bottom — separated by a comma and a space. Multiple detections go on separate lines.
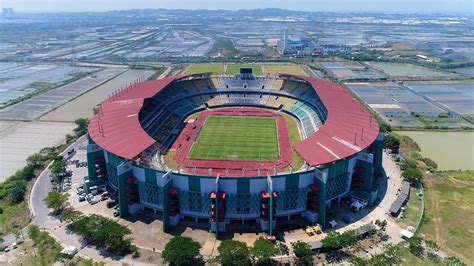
171, 107, 293, 178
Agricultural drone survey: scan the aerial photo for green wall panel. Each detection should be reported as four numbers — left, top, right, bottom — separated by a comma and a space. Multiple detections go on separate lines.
237, 179, 250, 194
188, 176, 201, 192
145, 168, 157, 184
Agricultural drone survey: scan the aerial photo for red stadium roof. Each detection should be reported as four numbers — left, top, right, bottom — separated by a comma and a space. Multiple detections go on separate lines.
88, 74, 379, 165
88, 76, 180, 160
290, 75, 380, 166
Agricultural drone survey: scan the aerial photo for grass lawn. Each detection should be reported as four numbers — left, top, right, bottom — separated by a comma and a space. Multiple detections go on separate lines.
0, 201, 30, 238
420, 170, 474, 264
398, 187, 423, 228
184, 64, 225, 75
281, 113, 305, 170
189, 115, 279, 161
225, 64, 263, 76
263, 64, 307, 76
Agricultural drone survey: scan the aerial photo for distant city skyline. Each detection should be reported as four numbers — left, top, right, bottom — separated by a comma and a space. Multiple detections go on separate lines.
1, 0, 472, 14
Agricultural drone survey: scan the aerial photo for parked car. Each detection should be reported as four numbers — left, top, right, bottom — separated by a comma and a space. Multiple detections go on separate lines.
106, 199, 118, 208
100, 193, 109, 201
78, 195, 86, 202
113, 210, 120, 217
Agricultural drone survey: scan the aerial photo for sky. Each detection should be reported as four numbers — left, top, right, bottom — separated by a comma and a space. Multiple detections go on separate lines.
1, 0, 472, 14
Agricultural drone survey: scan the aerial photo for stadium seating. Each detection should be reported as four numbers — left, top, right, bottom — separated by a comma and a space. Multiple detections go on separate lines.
138, 77, 328, 150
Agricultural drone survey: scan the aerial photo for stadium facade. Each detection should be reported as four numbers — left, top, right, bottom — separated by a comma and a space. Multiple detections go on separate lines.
85, 73, 383, 233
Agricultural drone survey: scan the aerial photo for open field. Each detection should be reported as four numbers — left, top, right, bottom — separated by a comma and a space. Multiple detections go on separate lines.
263, 64, 307, 76
40, 69, 154, 122
397, 131, 474, 171
0, 121, 74, 182
366, 62, 455, 78
225, 64, 263, 76
189, 115, 278, 161
421, 171, 474, 264
0, 68, 125, 121
0, 63, 99, 104
184, 64, 225, 75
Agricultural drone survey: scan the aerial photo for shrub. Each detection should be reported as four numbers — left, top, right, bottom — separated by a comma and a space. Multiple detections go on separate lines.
162, 236, 202, 265
250, 237, 279, 264
217, 240, 250, 266
70, 214, 136, 256
291, 241, 313, 265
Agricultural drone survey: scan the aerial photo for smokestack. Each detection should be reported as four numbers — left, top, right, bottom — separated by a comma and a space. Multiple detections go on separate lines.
283, 30, 288, 51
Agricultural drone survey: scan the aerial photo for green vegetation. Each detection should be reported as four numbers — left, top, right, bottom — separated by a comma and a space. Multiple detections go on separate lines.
349, 243, 403, 266
28, 225, 62, 264
208, 38, 237, 57
402, 168, 423, 184
162, 236, 202, 265
216, 240, 250, 266
282, 113, 305, 170
321, 230, 358, 250
399, 187, 423, 228
69, 214, 137, 256
189, 116, 279, 161
184, 64, 225, 75
44, 191, 69, 214
249, 237, 279, 265
263, 64, 307, 76
396, 131, 472, 264
420, 170, 474, 264
291, 241, 314, 265
73, 118, 90, 136
225, 64, 263, 76
383, 134, 400, 153
0, 146, 58, 237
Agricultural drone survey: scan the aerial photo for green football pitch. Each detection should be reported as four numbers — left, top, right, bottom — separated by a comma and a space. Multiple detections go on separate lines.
189, 116, 279, 161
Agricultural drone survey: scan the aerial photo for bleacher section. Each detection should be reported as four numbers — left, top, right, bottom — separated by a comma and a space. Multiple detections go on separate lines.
138, 77, 328, 151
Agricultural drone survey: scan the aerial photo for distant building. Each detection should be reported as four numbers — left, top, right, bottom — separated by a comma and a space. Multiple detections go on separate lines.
277, 30, 318, 56
2, 8, 14, 16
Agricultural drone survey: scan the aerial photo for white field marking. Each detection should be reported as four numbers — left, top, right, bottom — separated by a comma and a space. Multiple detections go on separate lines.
317, 142, 341, 160
332, 136, 362, 152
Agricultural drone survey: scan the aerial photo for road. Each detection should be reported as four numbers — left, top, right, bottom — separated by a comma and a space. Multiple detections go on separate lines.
27, 136, 155, 265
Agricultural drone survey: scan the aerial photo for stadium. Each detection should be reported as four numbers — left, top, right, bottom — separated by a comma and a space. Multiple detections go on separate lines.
85, 69, 384, 233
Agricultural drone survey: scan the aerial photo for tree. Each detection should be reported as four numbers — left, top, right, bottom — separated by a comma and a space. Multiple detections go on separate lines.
408, 236, 424, 257
291, 241, 313, 265
249, 237, 279, 265
60, 207, 82, 223
26, 153, 46, 168
70, 214, 135, 256
73, 118, 90, 137
7, 180, 27, 204
50, 156, 67, 183
217, 240, 250, 266
44, 191, 69, 214
379, 122, 392, 133
375, 219, 388, 232
162, 236, 202, 265
383, 134, 400, 153
321, 230, 358, 250
402, 168, 423, 184
65, 134, 75, 144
